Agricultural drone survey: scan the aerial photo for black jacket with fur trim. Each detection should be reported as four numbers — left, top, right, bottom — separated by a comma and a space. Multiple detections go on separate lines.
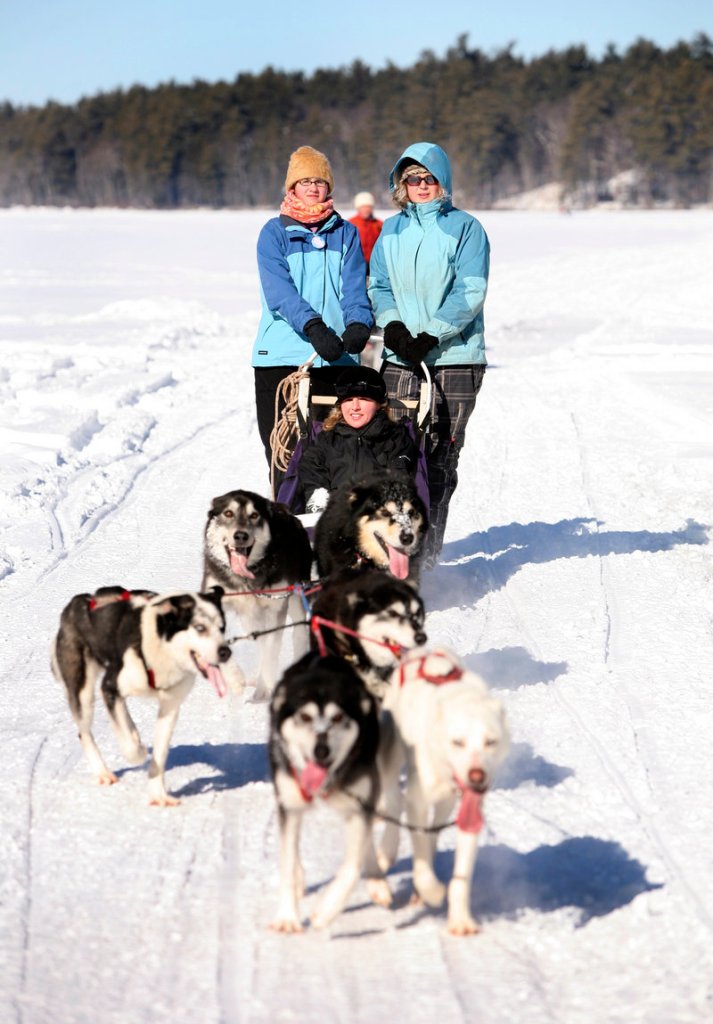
297, 409, 417, 505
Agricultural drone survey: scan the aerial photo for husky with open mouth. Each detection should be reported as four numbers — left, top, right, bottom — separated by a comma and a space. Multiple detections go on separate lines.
376, 648, 510, 934
51, 586, 234, 805
310, 568, 427, 701
202, 489, 314, 699
268, 652, 387, 931
314, 471, 427, 585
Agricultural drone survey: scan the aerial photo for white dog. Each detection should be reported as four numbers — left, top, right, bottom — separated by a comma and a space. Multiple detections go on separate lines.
376, 648, 510, 934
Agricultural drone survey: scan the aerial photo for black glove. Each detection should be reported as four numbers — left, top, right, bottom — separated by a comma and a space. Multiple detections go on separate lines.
383, 321, 415, 361
342, 322, 372, 354
304, 318, 344, 362
410, 332, 439, 363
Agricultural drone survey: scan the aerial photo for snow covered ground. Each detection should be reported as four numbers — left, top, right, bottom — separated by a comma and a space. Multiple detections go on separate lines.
1, 207, 712, 1024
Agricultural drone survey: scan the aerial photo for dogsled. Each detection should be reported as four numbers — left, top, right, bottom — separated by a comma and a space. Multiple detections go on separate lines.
270, 354, 432, 521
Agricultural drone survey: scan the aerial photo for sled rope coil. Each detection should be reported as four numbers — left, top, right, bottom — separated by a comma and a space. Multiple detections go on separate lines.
269, 353, 316, 499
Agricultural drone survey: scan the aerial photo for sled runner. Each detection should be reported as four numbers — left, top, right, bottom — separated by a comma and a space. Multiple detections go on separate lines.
275, 360, 432, 516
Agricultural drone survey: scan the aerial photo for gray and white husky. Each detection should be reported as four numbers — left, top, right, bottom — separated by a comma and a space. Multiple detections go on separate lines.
202, 489, 313, 700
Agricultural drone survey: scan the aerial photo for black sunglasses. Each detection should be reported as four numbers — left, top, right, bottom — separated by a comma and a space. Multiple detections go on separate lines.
405, 173, 438, 186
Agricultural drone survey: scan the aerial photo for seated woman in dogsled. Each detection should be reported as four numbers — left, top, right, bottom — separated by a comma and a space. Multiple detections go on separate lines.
277, 365, 430, 516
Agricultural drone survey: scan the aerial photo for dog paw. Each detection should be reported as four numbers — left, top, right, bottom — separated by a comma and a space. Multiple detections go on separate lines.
97, 770, 118, 786
149, 793, 181, 807
366, 878, 393, 907
447, 915, 480, 936
269, 917, 303, 934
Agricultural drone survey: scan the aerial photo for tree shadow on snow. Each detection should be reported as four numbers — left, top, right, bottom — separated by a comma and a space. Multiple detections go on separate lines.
421, 516, 709, 611
463, 645, 568, 689
167, 741, 270, 797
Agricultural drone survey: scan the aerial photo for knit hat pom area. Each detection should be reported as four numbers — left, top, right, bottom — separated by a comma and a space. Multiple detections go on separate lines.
335, 365, 387, 404
284, 146, 334, 194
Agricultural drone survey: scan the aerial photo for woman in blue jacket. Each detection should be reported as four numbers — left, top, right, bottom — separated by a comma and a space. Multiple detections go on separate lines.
252, 146, 373, 490
369, 142, 490, 569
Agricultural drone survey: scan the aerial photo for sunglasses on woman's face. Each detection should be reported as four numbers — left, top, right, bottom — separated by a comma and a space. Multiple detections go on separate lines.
405, 174, 438, 186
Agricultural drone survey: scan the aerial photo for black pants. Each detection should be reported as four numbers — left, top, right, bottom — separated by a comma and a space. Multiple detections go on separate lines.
254, 365, 346, 495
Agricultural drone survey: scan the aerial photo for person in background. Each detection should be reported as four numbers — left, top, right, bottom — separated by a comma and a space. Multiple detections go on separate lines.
368, 142, 490, 570
252, 146, 373, 490
296, 365, 417, 513
349, 191, 383, 271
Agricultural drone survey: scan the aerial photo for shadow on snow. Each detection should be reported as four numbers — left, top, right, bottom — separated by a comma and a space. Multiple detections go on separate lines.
388, 837, 660, 927
422, 516, 709, 611
168, 741, 270, 797
463, 645, 568, 689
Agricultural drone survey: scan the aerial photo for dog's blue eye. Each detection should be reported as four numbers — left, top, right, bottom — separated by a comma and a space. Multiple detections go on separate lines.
195, 624, 206, 633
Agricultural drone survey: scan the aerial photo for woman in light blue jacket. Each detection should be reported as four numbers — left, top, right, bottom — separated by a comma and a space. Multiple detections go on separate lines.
253, 145, 373, 490
369, 142, 490, 569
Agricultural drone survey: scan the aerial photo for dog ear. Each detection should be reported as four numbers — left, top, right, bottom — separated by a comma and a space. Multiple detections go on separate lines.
155, 594, 196, 639
201, 585, 224, 609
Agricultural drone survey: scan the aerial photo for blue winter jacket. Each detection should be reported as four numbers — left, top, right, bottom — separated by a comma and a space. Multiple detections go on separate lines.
369, 143, 490, 367
252, 212, 373, 368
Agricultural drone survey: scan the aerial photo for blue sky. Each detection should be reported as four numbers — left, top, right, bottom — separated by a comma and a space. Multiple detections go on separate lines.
2, 0, 711, 106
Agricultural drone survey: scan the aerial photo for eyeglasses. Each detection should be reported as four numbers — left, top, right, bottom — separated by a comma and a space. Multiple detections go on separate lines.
296, 178, 329, 188
405, 174, 438, 186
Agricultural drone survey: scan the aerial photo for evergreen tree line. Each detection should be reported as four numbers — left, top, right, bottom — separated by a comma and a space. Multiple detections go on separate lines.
1, 33, 712, 209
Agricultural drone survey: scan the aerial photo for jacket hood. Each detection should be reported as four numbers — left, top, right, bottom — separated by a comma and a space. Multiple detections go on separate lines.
389, 142, 452, 197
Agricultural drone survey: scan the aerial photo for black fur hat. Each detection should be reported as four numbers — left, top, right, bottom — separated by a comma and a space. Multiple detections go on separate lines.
335, 365, 386, 403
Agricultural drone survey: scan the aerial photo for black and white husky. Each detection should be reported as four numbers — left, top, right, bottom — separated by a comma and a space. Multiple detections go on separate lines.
268, 652, 387, 931
314, 472, 427, 584
310, 568, 427, 701
51, 586, 234, 806
202, 489, 314, 700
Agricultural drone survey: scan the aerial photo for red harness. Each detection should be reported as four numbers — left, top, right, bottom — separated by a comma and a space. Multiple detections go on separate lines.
310, 614, 404, 660
397, 651, 463, 688
87, 589, 132, 611
87, 590, 157, 688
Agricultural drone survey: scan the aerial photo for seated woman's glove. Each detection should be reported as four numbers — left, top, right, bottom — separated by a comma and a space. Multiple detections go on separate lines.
306, 487, 330, 514
304, 318, 344, 362
383, 321, 415, 360
342, 322, 372, 354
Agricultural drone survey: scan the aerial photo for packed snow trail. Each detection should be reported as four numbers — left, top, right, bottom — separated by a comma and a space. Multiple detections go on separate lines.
1, 209, 712, 1023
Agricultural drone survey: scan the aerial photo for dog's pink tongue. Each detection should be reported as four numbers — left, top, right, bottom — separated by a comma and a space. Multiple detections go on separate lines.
456, 789, 484, 834
230, 550, 255, 579
387, 545, 410, 580
300, 761, 328, 797
206, 663, 227, 698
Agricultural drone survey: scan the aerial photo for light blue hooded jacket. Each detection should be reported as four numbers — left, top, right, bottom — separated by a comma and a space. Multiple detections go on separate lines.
368, 142, 490, 367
